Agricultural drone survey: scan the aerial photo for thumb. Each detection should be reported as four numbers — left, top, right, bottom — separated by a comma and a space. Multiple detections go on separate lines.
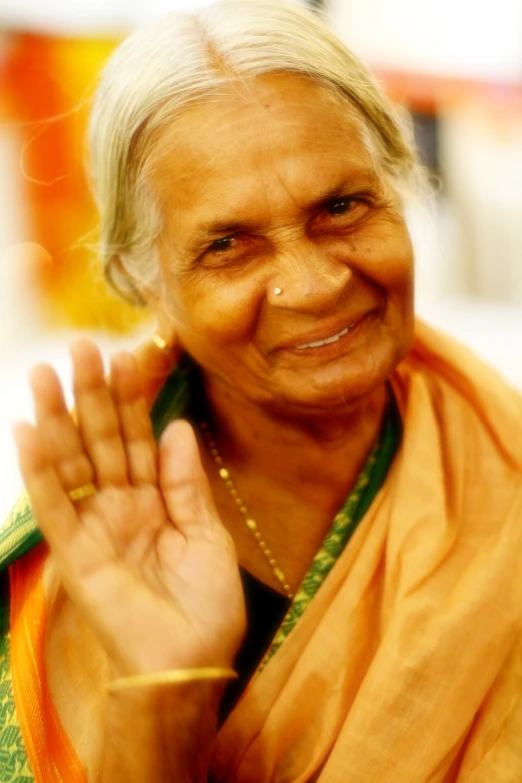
159, 420, 223, 541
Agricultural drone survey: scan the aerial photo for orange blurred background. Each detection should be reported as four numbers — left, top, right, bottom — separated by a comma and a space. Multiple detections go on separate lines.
0, 32, 144, 331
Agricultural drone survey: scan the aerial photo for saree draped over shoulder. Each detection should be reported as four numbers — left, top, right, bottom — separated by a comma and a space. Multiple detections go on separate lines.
1, 320, 522, 783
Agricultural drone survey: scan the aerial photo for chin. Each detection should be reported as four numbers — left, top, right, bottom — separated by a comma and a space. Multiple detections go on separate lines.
275, 346, 401, 413
267, 375, 387, 418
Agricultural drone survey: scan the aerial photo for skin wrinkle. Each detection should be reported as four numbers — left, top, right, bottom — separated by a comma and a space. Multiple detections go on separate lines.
144, 80, 375, 263
138, 112, 391, 316
143, 73, 413, 455
159, 164, 384, 274
91, 5, 424, 309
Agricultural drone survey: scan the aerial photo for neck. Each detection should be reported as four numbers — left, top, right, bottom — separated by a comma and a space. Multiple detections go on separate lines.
197, 377, 390, 593
202, 377, 388, 497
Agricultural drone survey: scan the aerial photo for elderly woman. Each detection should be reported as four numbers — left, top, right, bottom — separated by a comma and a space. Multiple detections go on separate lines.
2, 1, 521, 781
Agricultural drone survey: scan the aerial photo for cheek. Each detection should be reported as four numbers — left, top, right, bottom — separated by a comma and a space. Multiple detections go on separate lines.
167, 273, 265, 348
352, 223, 414, 292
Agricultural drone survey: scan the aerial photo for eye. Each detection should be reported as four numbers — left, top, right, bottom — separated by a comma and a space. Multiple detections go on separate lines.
201, 232, 262, 267
208, 235, 235, 253
326, 197, 357, 216
313, 195, 371, 233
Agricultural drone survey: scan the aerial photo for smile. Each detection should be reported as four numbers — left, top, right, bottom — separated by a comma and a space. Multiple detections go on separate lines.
296, 324, 355, 350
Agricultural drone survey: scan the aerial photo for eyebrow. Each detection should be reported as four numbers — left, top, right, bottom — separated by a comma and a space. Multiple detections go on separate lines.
197, 220, 247, 239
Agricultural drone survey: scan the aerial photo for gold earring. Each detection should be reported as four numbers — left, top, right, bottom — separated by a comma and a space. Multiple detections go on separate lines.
151, 333, 169, 353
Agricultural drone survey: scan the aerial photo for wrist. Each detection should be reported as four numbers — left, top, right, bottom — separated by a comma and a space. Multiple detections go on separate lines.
100, 681, 224, 783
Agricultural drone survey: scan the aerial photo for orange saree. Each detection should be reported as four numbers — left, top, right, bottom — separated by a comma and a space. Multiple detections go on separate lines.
5, 320, 522, 782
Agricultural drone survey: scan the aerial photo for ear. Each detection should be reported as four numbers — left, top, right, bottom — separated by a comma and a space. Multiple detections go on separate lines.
130, 281, 185, 409
132, 290, 184, 408
132, 332, 182, 409
147, 291, 182, 351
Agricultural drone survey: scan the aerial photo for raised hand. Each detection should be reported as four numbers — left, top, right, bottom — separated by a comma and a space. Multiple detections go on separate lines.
13, 340, 246, 679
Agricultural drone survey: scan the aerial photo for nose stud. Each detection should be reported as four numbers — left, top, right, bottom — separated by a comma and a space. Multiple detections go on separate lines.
273, 287, 283, 296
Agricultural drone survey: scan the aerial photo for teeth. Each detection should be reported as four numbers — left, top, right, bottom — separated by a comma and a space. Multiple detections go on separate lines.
296, 325, 353, 350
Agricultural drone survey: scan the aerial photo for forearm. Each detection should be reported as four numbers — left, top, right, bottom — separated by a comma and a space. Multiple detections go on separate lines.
98, 683, 223, 783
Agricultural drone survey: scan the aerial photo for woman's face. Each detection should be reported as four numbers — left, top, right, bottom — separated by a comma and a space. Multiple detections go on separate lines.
150, 73, 414, 417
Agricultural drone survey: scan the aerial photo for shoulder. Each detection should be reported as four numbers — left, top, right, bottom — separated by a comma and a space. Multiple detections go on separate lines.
393, 319, 522, 472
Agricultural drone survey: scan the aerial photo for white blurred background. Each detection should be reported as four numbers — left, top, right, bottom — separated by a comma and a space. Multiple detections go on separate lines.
0, 0, 521, 520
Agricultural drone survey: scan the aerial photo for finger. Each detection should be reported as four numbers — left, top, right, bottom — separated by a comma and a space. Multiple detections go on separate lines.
71, 340, 128, 488
133, 333, 181, 409
159, 420, 223, 541
30, 363, 95, 491
13, 421, 80, 552
109, 351, 158, 486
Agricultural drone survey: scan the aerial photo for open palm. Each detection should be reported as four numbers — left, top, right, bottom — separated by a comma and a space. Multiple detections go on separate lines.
14, 340, 246, 678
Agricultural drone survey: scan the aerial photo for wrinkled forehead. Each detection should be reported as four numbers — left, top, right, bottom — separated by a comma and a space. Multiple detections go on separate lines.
143, 72, 373, 199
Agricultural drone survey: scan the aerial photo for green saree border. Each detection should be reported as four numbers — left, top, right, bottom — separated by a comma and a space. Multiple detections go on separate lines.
0, 492, 43, 575
261, 399, 400, 668
0, 570, 34, 782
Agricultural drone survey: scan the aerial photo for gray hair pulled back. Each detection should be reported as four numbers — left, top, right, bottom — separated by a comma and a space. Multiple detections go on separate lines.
89, 0, 420, 306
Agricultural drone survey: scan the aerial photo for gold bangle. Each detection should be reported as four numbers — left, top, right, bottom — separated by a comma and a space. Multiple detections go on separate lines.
106, 667, 238, 694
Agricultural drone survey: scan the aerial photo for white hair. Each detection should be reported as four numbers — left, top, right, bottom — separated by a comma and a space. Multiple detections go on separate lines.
89, 0, 423, 305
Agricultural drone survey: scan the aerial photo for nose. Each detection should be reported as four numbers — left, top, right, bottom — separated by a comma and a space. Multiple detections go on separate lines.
267, 240, 352, 314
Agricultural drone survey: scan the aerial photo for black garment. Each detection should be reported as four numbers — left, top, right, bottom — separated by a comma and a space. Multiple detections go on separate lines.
220, 568, 291, 723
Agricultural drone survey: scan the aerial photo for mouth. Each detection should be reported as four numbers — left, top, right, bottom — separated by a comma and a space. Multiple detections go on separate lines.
295, 324, 355, 350
274, 310, 376, 361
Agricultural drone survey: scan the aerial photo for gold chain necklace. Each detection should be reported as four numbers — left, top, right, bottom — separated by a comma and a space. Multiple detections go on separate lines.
200, 421, 294, 599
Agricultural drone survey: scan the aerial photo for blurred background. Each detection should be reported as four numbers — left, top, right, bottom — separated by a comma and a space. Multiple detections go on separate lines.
0, 0, 521, 519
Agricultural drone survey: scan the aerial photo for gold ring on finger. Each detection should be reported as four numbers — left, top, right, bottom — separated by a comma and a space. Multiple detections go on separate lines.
68, 483, 97, 502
